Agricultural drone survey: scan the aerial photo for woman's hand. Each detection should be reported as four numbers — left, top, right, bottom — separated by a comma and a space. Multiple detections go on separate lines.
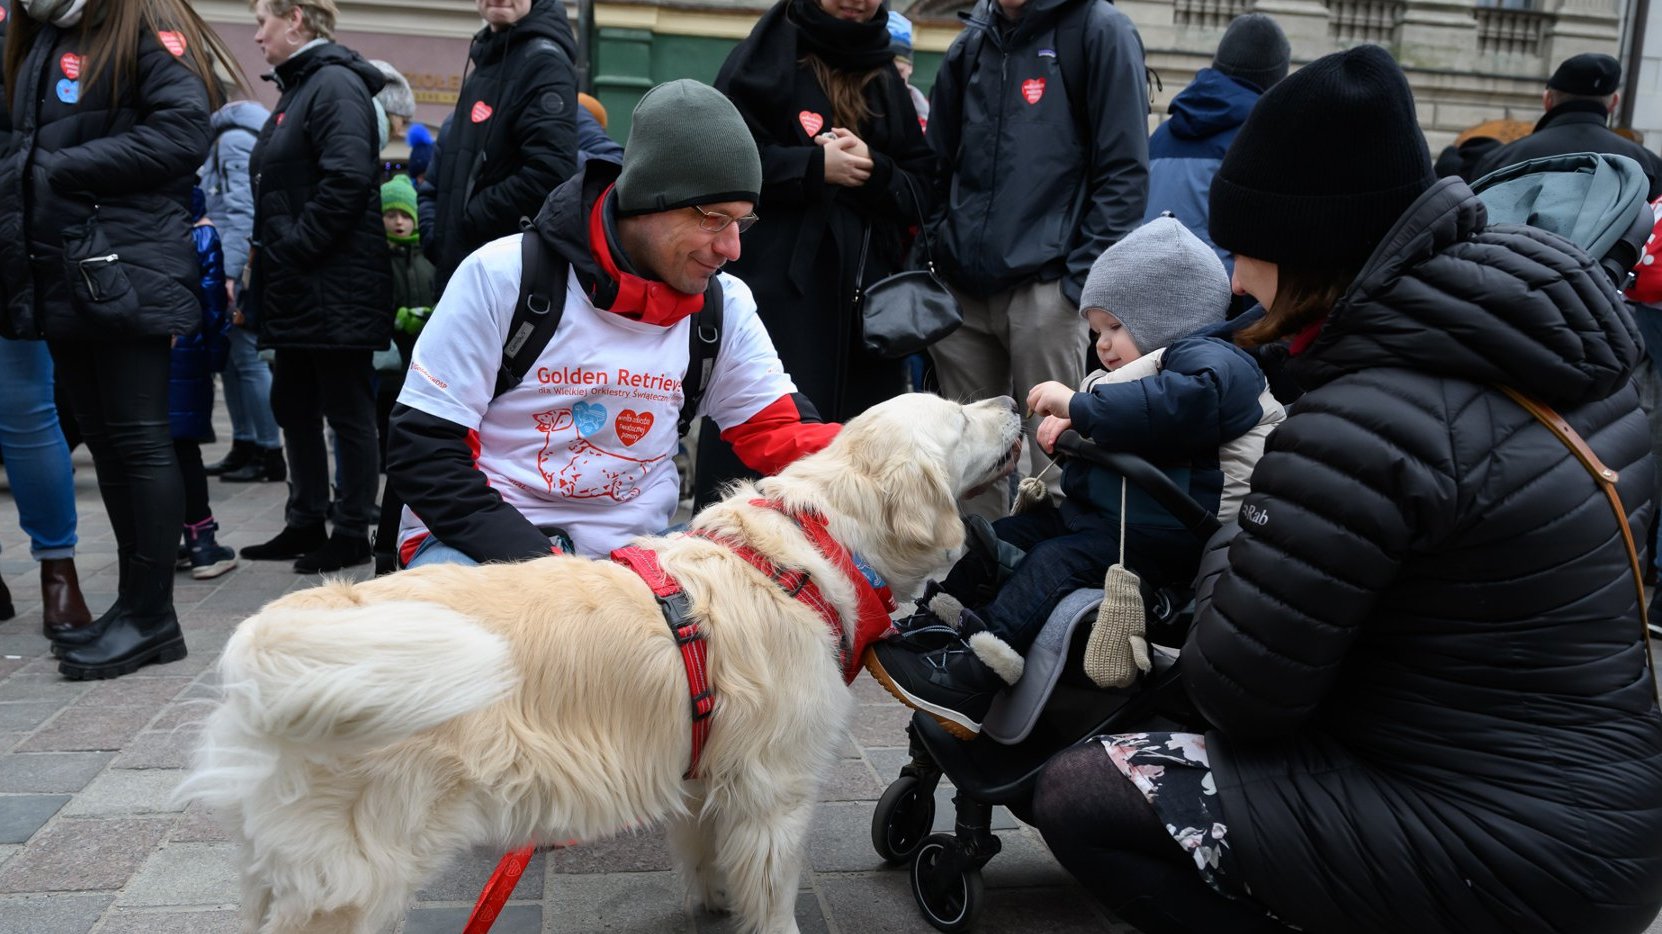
829, 127, 870, 161
818, 131, 872, 187
1036, 415, 1072, 454
1027, 381, 1076, 419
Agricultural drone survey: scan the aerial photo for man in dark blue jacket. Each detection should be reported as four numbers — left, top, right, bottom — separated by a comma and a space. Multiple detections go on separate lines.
925, 0, 1148, 517
1143, 13, 1288, 270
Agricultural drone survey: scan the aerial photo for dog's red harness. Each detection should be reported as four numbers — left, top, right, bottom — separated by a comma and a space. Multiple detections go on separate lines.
464, 502, 894, 934
612, 499, 895, 779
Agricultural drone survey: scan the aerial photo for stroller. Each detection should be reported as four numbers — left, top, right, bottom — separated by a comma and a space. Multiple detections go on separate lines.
869, 430, 1221, 932
867, 151, 1655, 933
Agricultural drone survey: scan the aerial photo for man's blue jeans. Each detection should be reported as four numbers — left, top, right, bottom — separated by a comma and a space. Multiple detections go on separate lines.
0, 336, 78, 560
223, 325, 280, 448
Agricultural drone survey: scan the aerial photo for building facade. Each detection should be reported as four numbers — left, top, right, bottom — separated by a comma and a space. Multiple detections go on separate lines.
198, 0, 1631, 159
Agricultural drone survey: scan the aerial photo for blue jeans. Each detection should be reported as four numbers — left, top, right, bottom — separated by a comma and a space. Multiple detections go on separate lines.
404, 536, 479, 568
222, 325, 279, 448
0, 336, 77, 560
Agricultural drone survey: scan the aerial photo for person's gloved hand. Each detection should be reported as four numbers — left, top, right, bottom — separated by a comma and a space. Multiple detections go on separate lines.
395, 305, 433, 335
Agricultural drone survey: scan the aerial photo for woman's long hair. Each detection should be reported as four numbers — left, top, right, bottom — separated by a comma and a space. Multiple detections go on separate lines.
803, 53, 886, 134
1234, 263, 1359, 349
6, 0, 250, 115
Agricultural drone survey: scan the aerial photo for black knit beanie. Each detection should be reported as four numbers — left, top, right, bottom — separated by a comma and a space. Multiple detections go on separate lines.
1213, 13, 1290, 92
1208, 45, 1434, 268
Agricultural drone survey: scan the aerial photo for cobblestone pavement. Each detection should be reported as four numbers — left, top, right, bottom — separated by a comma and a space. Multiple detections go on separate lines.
4, 437, 1661, 934
0, 434, 1137, 934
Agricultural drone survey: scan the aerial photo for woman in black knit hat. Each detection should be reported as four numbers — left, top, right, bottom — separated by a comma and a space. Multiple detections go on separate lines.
1028, 45, 1662, 934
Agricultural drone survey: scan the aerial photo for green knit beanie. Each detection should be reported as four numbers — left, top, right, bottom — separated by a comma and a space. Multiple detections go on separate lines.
380, 174, 418, 224
616, 79, 762, 216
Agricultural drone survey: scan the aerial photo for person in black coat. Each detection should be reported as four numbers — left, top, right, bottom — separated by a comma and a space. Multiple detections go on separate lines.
238, 0, 393, 574
426, 0, 577, 288
1474, 53, 1662, 198
0, 0, 240, 679
697, 0, 933, 508
1027, 46, 1662, 934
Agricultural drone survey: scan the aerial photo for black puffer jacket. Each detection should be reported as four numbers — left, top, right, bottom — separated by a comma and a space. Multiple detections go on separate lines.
1185, 178, 1662, 933
428, 0, 577, 286
246, 42, 391, 349
0, 25, 211, 341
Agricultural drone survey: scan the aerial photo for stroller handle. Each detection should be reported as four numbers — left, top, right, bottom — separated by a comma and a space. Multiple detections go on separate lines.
1053, 430, 1223, 541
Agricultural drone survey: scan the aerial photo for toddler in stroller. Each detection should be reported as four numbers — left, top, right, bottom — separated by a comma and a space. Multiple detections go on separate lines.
865, 216, 1285, 740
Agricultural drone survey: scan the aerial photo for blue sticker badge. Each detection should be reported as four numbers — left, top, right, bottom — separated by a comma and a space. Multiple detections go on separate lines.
55, 78, 78, 104
571, 400, 606, 438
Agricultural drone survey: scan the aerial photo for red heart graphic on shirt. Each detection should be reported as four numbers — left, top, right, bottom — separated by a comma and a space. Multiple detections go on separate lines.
798, 110, 824, 137
470, 101, 493, 123
59, 53, 80, 79
1021, 78, 1045, 105
615, 409, 654, 446
157, 31, 187, 57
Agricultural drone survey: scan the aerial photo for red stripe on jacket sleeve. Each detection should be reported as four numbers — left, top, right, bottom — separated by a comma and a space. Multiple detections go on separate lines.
720, 394, 840, 475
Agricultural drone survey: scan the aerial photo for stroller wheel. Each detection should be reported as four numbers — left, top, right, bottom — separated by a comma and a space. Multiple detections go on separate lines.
872, 775, 937, 864
911, 833, 983, 932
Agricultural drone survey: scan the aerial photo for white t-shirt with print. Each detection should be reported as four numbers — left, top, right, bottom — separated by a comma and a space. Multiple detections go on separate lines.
396, 233, 797, 556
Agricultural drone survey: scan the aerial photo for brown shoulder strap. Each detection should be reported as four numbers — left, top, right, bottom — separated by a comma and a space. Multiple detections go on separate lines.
1498, 385, 1656, 697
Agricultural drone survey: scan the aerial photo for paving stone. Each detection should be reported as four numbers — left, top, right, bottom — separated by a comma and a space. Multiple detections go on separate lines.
113, 728, 202, 770
0, 702, 62, 733
169, 804, 232, 844
807, 801, 890, 873
61, 768, 188, 818
416, 846, 546, 901
0, 752, 113, 793
0, 734, 20, 754
0, 794, 69, 843
544, 871, 690, 933
96, 908, 242, 933
0, 817, 170, 892
553, 829, 673, 875
691, 891, 831, 934
402, 904, 541, 934
0, 844, 17, 873
0, 674, 93, 704
821, 756, 882, 802
970, 885, 1127, 932
815, 871, 958, 933
147, 699, 216, 733
74, 676, 193, 708
850, 703, 916, 749
117, 842, 240, 906
0, 656, 26, 680
0, 893, 113, 934
14, 705, 156, 753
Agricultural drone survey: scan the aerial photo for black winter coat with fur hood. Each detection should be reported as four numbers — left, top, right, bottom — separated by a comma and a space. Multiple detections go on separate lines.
0, 24, 211, 341
1183, 177, 1662, 933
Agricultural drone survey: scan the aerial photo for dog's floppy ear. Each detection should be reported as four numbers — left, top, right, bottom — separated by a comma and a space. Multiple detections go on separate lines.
878, 457, 965, 564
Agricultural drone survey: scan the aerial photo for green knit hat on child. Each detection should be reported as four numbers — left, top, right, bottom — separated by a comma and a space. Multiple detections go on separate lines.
381, 175, 419, 236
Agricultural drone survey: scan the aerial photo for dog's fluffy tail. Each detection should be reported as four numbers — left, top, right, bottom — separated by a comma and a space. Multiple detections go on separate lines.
179, 602, 514, 809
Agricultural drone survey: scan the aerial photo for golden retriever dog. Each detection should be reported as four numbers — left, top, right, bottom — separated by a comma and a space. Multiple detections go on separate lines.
179, 392, 1022, 934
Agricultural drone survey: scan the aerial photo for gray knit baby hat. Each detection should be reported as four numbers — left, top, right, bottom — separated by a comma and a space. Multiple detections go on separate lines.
1078, 215, 1232, 353
616, 79, 762, 216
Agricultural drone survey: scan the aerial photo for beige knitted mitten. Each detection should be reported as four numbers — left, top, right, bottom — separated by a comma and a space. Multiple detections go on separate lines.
1084, 562, 1151, 689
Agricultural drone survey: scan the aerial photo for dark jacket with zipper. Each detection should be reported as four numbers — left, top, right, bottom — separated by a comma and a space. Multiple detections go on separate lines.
926, 0, 1147, 304
0, 25, 211, 341
1184, 178, 1662, 934
245, 41, 391, 349
714, 0, 934, 422
429, 0, 578, 286
1143, 67, 1260, 266
1474, 100, 1662, 200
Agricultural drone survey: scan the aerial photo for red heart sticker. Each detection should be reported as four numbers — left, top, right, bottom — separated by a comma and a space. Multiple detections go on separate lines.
59, 53, 80, 79
157, 31, 187, 56
1021, 78, 1045, 105
798, 110, 824, 137
0, 7, 8, 21
470, 101, 493, 123
614, 409, 654, 447
275, 112, 286, 126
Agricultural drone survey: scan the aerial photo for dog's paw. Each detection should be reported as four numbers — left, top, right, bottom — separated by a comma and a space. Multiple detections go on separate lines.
688, 883, 731, 916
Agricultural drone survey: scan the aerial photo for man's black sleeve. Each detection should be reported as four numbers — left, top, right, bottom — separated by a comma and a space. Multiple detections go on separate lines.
386, 403, 558, 563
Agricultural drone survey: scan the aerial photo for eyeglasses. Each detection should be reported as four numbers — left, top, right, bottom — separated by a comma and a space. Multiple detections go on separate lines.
690, 205, 759, 234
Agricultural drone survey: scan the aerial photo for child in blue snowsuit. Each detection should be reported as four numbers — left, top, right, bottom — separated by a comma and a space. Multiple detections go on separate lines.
867, 217, 1286, 737
170, 188, 237, 578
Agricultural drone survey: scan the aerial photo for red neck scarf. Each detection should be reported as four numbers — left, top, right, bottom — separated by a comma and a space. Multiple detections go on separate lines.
587, 185, 706, 327
1286, 315, 1330, 357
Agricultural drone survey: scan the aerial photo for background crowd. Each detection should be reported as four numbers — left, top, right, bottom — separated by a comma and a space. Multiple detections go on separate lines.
0, 0, 1660, 930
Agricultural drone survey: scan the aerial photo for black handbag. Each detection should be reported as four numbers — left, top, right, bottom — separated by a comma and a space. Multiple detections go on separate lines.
853, 176, 961, 359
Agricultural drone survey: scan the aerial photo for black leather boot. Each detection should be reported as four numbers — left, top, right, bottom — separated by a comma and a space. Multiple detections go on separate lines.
222, 446, 286, 483
58, 559, 186, 681
0, 575, 13, 621
40, 558, 93, 638
204, 440, 256, 476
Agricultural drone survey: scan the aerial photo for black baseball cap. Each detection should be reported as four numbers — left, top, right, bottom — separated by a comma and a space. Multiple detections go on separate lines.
1547, 53, 1622, 96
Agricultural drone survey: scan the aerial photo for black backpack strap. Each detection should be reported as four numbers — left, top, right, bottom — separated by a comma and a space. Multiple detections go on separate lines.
678, 276, 724, 438
495, 221, 568, 400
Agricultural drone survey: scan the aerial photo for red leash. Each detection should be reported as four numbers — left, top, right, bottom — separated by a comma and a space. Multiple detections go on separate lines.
462, 846, 535, 934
